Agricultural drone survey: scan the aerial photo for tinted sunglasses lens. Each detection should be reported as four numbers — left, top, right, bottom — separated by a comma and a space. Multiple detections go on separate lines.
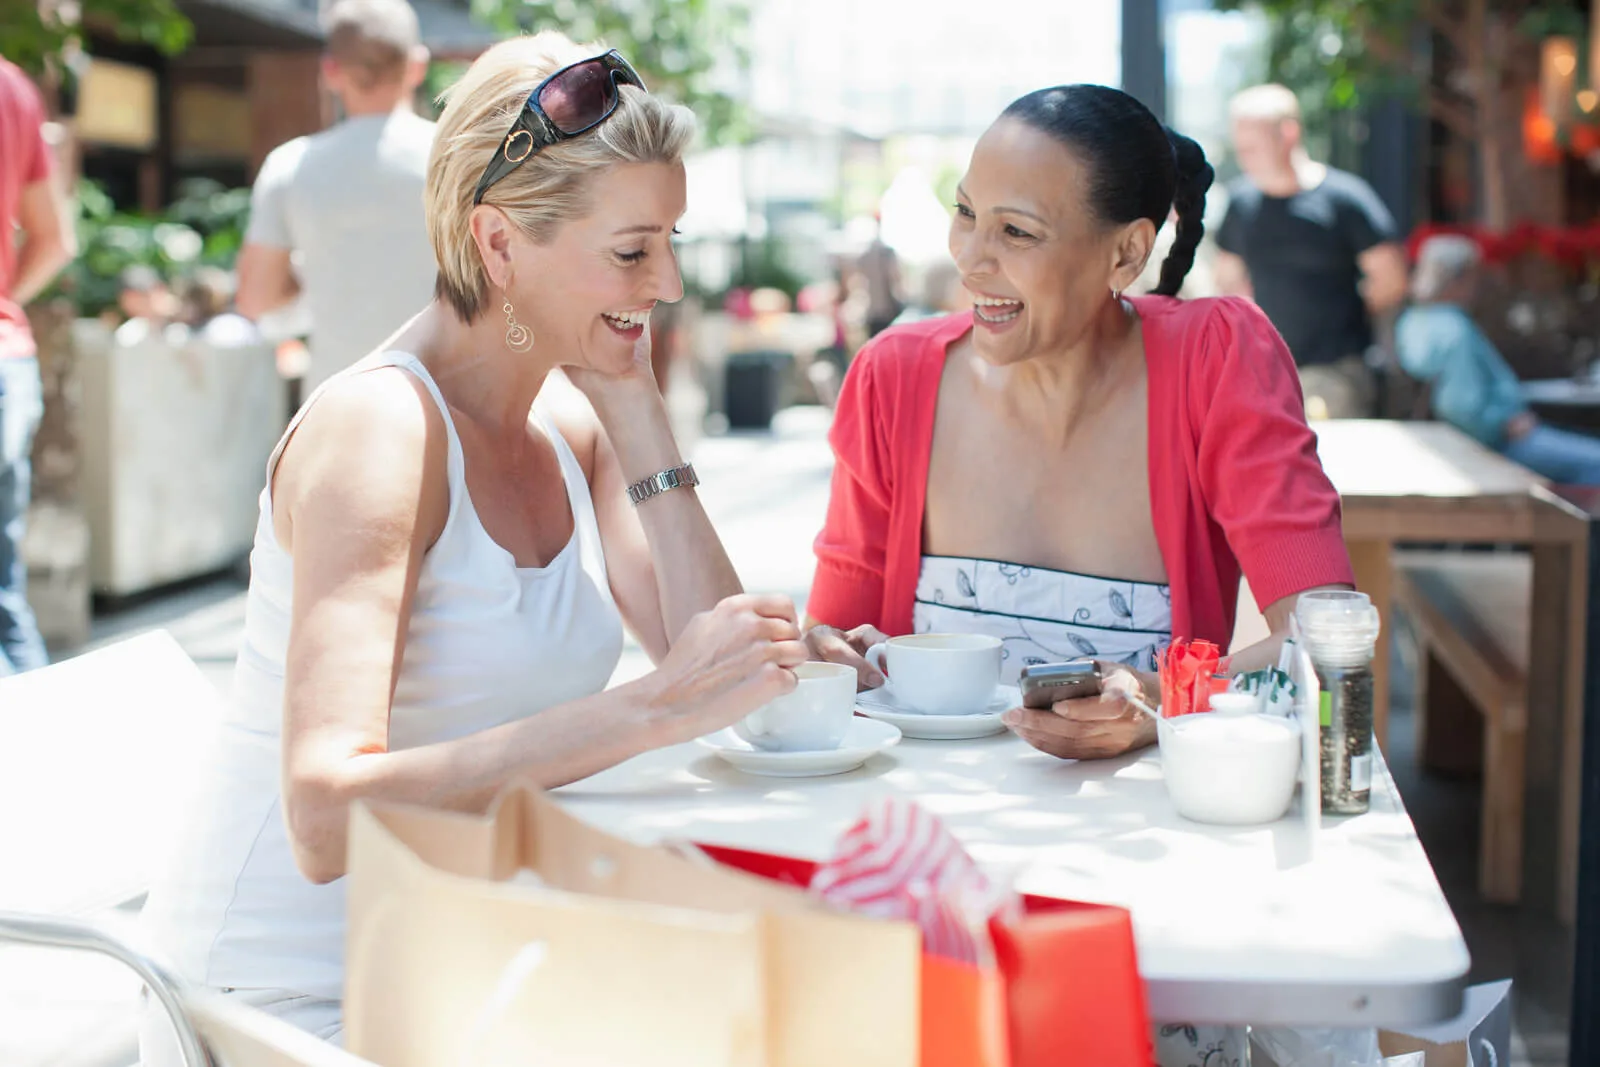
537, 59, 618, 134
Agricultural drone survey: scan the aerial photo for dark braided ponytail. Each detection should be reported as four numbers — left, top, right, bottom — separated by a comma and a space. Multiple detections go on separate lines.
1001, 85, 1214, 297
1157, 127, 1215, 297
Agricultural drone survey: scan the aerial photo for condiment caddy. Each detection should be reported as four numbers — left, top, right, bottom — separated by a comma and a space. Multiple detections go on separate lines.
1153, 593, 1380, 836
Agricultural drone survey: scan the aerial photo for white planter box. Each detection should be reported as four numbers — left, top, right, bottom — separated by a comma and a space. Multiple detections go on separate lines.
77, 320, 287, 597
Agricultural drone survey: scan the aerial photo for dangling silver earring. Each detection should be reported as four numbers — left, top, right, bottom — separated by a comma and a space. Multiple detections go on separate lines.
1112, 287, 1124, 303
503, 300, 533, 352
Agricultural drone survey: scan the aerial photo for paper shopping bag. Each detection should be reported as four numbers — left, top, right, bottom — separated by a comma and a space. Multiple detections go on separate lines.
1379, 980, 1512, 1067
991, 897, 1151, 1067
700, 844, 1154, 1067
344, 783, 920, 1067
186, 990, 379, 1067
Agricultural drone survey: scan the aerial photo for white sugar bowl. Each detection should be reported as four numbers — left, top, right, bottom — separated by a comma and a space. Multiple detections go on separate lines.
1158, 694, 1303, 826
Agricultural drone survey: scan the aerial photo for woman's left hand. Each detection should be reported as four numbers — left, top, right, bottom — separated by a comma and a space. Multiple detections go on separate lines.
562, 329, 658, 414
1002, 662, 1158, 760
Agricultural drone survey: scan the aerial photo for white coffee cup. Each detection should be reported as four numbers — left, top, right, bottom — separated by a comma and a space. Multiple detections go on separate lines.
734, 661, 858, 752
865, 633, 1002, 716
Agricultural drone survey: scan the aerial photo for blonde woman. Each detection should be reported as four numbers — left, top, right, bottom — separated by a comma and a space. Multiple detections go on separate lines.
138, 33, 805, 1057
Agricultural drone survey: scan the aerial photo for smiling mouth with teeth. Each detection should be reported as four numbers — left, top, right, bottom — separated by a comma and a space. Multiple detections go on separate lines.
972, 296, 1023, 323
602, 309, 652, 330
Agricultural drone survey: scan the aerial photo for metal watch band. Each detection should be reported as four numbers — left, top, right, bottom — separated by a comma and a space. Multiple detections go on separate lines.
626, 463, 699, 506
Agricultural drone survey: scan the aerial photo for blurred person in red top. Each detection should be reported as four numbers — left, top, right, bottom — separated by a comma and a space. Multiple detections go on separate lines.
804, 85, 1355, 761
0, 57, 75, 675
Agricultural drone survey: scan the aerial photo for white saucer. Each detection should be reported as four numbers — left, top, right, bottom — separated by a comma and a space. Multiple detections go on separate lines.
854, 683, 1019, 740
698, 718, 902, 777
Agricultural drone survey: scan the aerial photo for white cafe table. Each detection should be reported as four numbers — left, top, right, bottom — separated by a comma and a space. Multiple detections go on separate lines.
558, 729, 1470, 1028
1313, 419, 1590, 923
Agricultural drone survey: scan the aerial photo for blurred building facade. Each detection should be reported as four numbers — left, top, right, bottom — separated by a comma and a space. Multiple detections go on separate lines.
67, 0, 495, 214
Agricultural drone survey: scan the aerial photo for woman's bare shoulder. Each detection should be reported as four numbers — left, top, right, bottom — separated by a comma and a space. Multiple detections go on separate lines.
273, 366, 451, 547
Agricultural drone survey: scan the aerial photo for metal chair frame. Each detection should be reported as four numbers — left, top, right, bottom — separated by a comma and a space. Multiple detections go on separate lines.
0, 909, 210, 1067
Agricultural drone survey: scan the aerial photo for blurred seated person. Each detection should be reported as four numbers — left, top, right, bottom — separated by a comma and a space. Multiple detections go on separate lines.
117, 265, 178, 322
113, 265, 181, 345
747, 286, 791, 319
920, 262, 966, 316
1397, 235, 1600, 486
797, 277, 848, 408
890, 263, 967, 327
856, 213, 904, 338
180, 266, 261, 348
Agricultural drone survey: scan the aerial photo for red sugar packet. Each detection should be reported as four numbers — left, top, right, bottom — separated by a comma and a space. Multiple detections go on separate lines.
810, 797, 1020, 966
1158, 638, 1223, 717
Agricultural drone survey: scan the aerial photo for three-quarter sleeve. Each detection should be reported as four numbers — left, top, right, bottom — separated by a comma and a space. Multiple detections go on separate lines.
1193, 299, 1356, 610
808, 345, 893, 628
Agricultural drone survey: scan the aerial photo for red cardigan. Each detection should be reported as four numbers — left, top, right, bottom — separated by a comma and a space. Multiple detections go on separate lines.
808, 295, 1355, 648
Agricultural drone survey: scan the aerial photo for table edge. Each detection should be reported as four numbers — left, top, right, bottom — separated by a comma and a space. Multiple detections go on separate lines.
1146, 966, 1470, 1028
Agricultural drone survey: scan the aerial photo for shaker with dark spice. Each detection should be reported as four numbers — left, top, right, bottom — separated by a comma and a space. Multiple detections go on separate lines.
1294, 591, 1381, 815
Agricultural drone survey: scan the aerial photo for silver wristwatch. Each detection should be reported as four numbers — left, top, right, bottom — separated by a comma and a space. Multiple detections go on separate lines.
626, 463, 699, 506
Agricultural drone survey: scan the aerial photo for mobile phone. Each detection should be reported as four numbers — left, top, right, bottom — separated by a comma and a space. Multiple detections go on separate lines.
1019, 661, 1103, 709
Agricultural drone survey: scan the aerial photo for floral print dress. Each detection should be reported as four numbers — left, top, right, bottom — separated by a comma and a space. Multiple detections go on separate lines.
917, 555, 1238, 1067
912, 556, 1174, 684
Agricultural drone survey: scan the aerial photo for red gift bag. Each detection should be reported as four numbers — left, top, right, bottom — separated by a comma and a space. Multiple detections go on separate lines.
698, 844, 1153, 1067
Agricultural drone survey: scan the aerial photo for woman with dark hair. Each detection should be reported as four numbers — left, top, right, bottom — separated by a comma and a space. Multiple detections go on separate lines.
804, 85, 1355, 761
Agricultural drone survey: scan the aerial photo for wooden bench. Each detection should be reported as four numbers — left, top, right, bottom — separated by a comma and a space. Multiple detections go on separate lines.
1391, 551, 1530, 905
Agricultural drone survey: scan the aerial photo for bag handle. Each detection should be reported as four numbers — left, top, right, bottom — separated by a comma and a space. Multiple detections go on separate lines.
659, 837, 718, 868
456, 940, 551, 1067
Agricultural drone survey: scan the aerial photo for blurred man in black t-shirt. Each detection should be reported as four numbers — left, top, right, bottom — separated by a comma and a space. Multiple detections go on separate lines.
1214, 84, 1409, 419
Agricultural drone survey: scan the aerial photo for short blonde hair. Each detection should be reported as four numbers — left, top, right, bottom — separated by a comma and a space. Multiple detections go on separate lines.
426, 33, 697, 322
1229, 83, 1302, 125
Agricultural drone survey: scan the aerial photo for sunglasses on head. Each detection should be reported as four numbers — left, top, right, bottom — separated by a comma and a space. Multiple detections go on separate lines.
473, 50, 646, 205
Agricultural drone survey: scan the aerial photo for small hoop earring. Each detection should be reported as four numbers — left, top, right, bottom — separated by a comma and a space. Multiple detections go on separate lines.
1112, 288, 1124, 302
503, 301, 533, 352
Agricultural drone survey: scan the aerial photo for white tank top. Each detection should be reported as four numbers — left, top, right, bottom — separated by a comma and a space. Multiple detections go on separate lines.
140, 352, 625, 999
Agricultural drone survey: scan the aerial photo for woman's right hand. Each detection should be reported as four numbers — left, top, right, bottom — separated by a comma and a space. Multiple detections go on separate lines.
803, 622, 889, 691
643, 593, 810, 746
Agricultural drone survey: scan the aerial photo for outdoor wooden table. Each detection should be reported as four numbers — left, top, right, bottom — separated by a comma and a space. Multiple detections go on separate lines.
1312, 420, 1590, 921
1522, 379, 1600, 406
558, 731, 1469, 1028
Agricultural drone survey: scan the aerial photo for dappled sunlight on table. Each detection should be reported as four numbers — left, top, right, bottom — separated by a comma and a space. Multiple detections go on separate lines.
558, 726, 1469, 1016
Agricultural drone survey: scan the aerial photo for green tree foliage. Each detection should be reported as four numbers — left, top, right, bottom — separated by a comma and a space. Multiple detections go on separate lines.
55, 178, 247, 316
469, 0, 750, 143
0, 0, 192, 76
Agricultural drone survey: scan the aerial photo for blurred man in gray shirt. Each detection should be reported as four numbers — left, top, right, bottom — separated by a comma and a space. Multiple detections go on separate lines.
236, 0, 436, 395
